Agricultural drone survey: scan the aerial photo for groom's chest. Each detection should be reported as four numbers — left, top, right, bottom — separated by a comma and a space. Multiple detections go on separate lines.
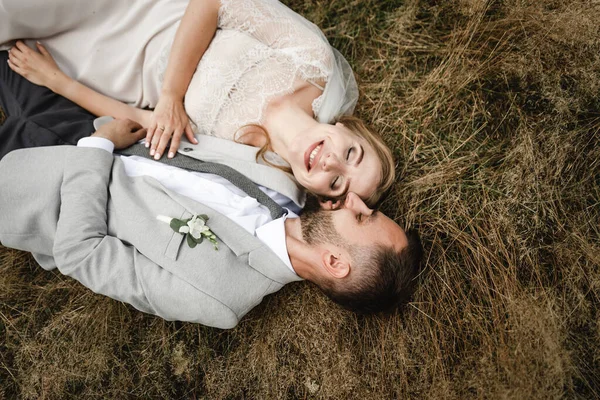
104, 169, 282, 312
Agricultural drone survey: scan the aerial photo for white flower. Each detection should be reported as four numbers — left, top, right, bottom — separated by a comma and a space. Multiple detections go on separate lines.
187, 215, 207, 239
157, 213, 218, 250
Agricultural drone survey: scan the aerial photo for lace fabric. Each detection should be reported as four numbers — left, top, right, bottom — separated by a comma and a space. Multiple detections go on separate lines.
156, 0, 358, 140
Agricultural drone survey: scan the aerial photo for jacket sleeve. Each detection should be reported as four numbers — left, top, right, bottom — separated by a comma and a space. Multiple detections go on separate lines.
51, 147, 239, 328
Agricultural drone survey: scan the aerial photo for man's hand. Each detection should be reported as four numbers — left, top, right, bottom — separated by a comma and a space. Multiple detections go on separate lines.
92, 119, 147, 150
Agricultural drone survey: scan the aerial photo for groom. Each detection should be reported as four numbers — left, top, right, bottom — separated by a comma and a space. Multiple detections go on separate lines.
0, 119, 422, 328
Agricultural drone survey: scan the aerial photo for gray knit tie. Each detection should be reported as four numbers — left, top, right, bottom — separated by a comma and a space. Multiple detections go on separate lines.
117, 143, 286, 219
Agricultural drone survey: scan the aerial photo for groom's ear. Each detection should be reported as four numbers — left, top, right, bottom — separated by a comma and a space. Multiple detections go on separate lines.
319, 198, 343, 210
321, 248, 350, 279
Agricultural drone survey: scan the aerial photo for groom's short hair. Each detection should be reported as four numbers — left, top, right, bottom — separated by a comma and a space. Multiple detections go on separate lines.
317, 229, 423, 314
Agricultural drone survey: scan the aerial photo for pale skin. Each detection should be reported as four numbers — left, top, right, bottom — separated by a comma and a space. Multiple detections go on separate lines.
6, 0, 384, 201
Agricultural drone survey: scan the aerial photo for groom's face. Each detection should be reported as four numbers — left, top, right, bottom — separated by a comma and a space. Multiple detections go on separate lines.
301, 192, 407, 252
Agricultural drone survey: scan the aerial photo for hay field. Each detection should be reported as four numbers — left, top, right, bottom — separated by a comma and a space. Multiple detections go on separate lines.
1, 0, 599, 398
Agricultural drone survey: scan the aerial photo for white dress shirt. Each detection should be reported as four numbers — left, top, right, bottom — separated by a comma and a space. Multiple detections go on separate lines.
78, 137, 298, 274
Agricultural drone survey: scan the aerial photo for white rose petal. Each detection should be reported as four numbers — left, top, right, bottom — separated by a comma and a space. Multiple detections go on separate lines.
179, 226, 190, 234
187, 215, 208, 239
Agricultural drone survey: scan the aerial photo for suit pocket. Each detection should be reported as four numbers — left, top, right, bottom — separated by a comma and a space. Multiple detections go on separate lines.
163, 210, 190, 261
164, 231, 185, 261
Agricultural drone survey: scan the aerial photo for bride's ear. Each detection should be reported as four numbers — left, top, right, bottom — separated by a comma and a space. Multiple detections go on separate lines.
319, 198, 343, 210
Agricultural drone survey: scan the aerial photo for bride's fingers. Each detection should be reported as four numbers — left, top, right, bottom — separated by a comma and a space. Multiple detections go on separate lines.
146, 123, 156, 149
35, 42, 51, 59
7, 59, 24, 75
168, 129, 183, 158
184, 124, 198, 144
8, 47, 23, 63
150, 129, 162, 157
14, 40, 32, 54
155, 128, 173, 160
7, 53, 20, 68
150, 125, 171, 159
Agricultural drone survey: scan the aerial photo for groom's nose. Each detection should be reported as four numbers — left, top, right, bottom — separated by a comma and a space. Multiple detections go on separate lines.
344, 192, 373, 216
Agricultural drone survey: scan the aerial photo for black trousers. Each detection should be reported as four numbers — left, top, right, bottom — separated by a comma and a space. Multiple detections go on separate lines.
0, 51, 95, 160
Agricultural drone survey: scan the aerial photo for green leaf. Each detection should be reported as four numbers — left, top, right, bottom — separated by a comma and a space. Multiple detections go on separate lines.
199, 214, 209, 222
186, 234, 197, 248
170, 218, 187, 232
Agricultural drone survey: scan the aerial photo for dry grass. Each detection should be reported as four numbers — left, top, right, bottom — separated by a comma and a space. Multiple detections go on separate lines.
1, 0, 600, 398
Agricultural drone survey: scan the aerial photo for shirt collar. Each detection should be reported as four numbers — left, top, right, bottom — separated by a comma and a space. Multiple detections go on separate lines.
255, 212, 300, 277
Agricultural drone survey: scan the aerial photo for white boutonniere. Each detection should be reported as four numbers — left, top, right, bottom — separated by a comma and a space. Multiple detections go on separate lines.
156, 214, 219, 250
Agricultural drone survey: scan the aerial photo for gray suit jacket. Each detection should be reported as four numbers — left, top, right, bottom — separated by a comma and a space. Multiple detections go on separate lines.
0, 144, 303, 329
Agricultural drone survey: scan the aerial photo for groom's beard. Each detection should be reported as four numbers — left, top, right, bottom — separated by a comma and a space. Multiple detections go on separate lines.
300, 209, 344, 247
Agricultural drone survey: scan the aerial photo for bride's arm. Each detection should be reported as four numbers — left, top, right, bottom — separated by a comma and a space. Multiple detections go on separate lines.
7, 41, 151, 127
148, 0, 221, 159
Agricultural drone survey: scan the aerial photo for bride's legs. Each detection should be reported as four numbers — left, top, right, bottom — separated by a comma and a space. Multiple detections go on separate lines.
0, 51, 95, 160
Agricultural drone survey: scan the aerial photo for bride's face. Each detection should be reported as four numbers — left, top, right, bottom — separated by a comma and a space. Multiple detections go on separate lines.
287, 122, 382, 202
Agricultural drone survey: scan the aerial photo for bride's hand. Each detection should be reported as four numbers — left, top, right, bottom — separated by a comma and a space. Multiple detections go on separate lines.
146, 93, 198, 159
7, 41, 68, 91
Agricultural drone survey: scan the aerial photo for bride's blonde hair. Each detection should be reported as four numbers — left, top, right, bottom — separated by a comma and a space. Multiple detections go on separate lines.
236, 116, 395, 207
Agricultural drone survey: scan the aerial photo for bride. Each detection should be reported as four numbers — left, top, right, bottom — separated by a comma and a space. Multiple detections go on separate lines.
1, 0, 395, 205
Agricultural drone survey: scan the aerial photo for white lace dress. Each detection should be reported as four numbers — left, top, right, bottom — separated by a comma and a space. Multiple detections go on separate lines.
0, 0, 358, 140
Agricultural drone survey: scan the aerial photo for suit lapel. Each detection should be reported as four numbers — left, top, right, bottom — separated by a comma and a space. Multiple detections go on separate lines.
176, 136, 306, 208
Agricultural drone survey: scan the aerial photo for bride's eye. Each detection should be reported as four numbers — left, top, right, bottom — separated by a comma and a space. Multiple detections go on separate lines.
330, 176, 341, 190
346, 147, 354, 161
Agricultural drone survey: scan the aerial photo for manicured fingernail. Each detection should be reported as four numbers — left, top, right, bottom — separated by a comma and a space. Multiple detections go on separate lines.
145, 142, 150, 148
149, 149, 155, 156
168, 152, 174, 158
154, 153, 160, 160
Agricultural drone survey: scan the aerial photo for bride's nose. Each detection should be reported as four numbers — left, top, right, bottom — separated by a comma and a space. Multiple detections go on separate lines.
322, 152, 341, 171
